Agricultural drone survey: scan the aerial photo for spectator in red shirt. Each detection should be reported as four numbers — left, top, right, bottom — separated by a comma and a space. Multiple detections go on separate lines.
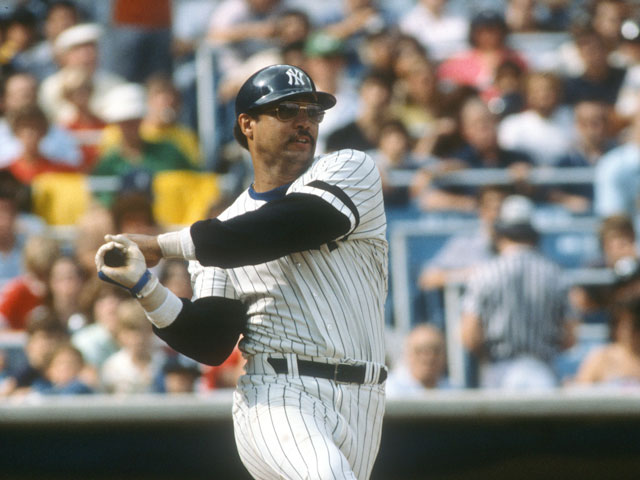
4, 105, 77, 184
0, 235, 60, 330
438, 10, 527, 98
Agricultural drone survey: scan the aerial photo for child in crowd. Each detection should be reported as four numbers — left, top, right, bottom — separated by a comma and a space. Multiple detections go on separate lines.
0, 309, 68, 396
0, 235, 60, 330
72, 283, 128, 372
100, 299, 164, 394
40, 343, 93, 395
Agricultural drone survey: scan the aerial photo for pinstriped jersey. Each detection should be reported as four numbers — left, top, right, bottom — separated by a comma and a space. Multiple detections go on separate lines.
462, 247, 570, 363
189, 149, 388, 364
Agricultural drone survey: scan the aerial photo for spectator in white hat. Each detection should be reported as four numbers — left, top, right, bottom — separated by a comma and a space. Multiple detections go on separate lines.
38, 23, 125, 125
91, 83, 193, 206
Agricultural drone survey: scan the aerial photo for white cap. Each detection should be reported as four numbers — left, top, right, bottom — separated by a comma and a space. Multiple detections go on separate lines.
101, 83, 147, 123
54, 23, 102, 54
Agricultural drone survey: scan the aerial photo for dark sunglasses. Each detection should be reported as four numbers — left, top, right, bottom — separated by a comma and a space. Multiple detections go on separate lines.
263, 102, 325, 124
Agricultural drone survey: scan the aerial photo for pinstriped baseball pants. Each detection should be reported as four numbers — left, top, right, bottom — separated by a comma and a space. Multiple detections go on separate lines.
232, 371, 385, 479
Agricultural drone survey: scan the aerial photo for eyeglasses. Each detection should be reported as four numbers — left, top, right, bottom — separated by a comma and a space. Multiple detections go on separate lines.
263, 102, 325, 124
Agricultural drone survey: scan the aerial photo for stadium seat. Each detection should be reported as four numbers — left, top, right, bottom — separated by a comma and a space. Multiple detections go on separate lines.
152, 170, 221, 227
31, 172, 91, 226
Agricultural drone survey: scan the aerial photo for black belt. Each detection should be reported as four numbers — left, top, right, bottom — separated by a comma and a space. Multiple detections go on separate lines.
267, 357, 387, 385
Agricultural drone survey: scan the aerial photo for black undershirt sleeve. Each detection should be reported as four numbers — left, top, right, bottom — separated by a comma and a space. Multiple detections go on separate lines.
190, 192, 352, 268
152, 296, 247, 366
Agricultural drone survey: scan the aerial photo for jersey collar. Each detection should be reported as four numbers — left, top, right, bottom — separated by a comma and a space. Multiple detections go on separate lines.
248, 182, 292, 202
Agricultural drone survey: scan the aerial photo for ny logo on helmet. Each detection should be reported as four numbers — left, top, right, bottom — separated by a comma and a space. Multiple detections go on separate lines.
285, 68, 306, 86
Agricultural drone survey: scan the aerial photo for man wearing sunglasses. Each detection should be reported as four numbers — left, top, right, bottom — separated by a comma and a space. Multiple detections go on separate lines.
95, 64, 388, 479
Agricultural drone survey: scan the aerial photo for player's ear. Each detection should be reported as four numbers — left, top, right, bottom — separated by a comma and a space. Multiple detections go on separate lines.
237, 113, 255, 141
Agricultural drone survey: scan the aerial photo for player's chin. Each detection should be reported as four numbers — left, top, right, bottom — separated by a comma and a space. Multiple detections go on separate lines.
285, 141, 316, 160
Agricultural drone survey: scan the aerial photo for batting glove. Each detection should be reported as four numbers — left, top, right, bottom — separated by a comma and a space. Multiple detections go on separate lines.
95, 234, 151, 296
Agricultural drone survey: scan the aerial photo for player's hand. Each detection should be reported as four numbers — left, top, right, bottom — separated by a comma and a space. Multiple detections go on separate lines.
95, 235, 148, 289
118, 233, 163, 267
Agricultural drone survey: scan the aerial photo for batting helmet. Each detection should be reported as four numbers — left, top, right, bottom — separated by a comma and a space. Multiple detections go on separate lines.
235, 64, 336, 118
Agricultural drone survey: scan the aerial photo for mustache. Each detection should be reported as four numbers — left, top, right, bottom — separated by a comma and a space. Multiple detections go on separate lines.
288, 129, 314, 145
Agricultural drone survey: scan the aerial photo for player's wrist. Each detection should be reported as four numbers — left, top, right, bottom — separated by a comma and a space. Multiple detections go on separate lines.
157, 228, 196, 260
141, 283, 183, 328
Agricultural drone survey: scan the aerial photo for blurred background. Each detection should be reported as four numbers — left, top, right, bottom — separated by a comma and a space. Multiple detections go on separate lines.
2, 0, 640, 478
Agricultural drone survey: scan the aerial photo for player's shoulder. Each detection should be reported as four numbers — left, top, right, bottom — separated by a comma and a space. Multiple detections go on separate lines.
313, 148, 377, 174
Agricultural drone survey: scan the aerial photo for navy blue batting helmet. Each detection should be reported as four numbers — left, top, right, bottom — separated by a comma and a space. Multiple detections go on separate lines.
235, 64, 336, 118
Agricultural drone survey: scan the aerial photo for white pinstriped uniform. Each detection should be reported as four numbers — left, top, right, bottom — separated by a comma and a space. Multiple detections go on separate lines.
190, 149, 388, 479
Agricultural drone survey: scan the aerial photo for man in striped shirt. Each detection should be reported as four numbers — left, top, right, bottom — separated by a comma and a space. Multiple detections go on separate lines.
460, 195, 576, 389
95, 64, 388, 479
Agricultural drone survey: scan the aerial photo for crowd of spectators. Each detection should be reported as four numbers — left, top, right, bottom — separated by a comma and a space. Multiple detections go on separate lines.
1, 0, 640, 397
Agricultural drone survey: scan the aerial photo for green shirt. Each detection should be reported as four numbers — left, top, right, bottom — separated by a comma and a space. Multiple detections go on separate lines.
92, 140, 194, 206
93, 140, 193, 176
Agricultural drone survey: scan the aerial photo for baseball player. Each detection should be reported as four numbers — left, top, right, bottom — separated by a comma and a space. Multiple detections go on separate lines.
95, 64, 389, 479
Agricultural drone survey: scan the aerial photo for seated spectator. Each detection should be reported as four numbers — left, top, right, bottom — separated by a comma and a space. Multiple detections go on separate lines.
391, 56, 449, 157
100, 299, 165, 394
58, 66, 106, 171
39, 343, 94, 395
215, 9, 312, 106
569, 214, 638, 325
594, 105, 640, 218
498, 71, 574, 166
437, 10, 527, 98
155, 354, 202, 394
0, 7, 39, 75
0, 235, 60, 331
111, 192, 161, 236
416, 97, 533, 213
485, 59, 526, 118
0, 72, 82, 169
304, 31, 359, 154
0, 171, 28, 289
47, 255, 88, 333
0, 309, 68, 397
556, 0, 629, 76
3, 104, 78, 184
547, 98, 617, 213
11, 1, 80, 81
460, 195, 577, 389
321, 0, 389, 77
325, 70, 395, 153
369, 119, 428, 206
92, 83, 193, 206
101, 73, 201, 167
386, 323, 449, 396
359, 28, 397, 80
505, 0, 547, 33
573, 295, 640, 388
72, 284, 128, 372
563, 28, 626, 106
39, 22, 125, 125
159, 258, 193, 299
205, 0, 287, 74
398, 0, 469, 63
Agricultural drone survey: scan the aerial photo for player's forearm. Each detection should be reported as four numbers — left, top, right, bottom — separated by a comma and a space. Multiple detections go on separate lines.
151, 296, 247, 366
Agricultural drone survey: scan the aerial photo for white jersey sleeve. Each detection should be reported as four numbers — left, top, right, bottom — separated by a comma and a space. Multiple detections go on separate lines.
288, 149, 386, 241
